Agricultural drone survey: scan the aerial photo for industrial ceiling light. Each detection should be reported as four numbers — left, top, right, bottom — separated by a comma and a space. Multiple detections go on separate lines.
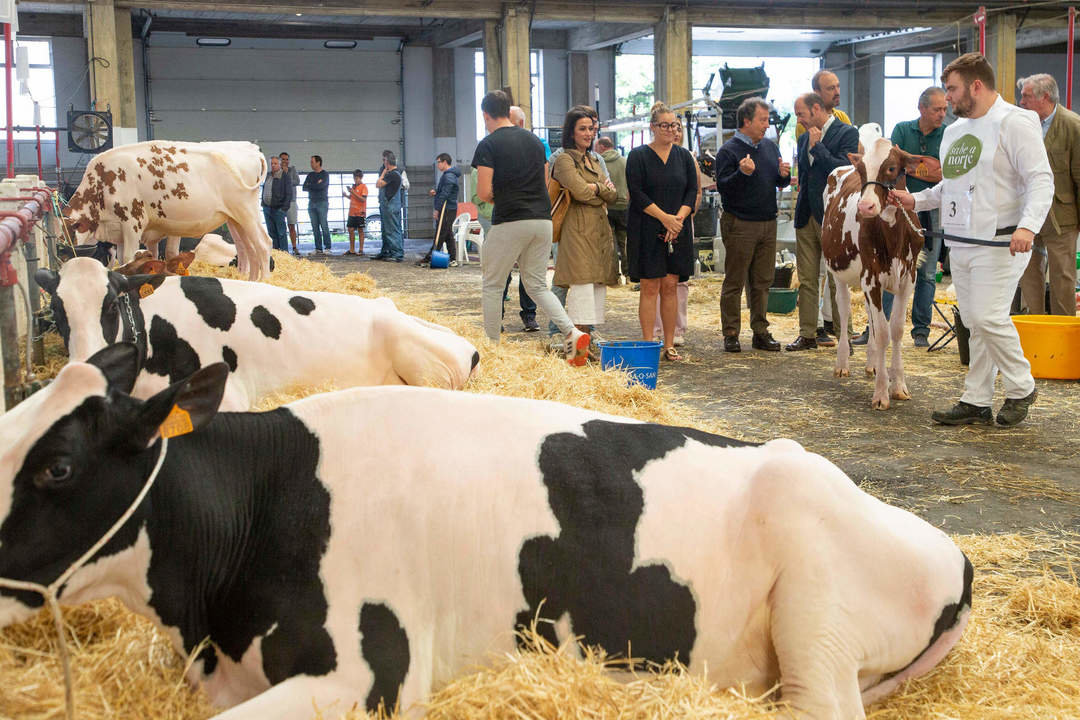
196, 37, 231, 46
324, 40, 358, 49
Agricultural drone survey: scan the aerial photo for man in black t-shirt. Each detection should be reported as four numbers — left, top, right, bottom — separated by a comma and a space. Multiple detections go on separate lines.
303, 155, 332, 254
375, 151, 404, 261
471, 90, 589, 365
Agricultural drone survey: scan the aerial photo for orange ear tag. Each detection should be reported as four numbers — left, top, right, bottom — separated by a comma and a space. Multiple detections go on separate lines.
139, 283, 155, 298
916, 160, 929, 179
159, 405, 194, 438
176, 262, 188, 276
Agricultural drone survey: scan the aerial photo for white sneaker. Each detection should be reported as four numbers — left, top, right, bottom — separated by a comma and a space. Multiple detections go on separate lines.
564, 328, 591, 366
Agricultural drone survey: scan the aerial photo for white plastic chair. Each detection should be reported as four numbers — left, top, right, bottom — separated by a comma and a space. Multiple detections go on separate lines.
452, 213, 484, 265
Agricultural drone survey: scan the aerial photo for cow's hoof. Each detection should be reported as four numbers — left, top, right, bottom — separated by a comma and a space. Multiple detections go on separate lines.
891, 387, 911, 401
865, 366, 876, 377
834, 367, 850, 378
872, 397, 890, 411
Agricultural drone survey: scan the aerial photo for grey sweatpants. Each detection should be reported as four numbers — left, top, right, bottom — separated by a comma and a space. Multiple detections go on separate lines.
482, 219, 575, 342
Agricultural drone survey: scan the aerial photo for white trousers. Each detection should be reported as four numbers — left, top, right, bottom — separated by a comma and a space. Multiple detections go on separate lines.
566, 283, 606, 326
951, 245, 1035, 406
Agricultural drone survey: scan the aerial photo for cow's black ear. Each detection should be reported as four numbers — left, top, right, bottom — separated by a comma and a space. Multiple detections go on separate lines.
130, 363, 229, 448
111, 271, 167, 295
35, 267, 60, 294
85, 342, 141, 395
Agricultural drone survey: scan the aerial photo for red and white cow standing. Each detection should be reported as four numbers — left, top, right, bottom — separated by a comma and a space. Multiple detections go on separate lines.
64, 141, 272, 280
821, 130, 926, 409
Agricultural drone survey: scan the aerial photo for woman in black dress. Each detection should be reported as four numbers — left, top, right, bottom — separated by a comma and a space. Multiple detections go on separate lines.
626, 102, 698, 361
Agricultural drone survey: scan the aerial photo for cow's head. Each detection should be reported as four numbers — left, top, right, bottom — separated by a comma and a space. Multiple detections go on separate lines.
848, 138, 913, 219
0, 343, 227, 626
35, 258, 166, 361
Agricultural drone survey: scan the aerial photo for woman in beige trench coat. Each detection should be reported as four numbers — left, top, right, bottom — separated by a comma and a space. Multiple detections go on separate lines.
552, 105, 618, 331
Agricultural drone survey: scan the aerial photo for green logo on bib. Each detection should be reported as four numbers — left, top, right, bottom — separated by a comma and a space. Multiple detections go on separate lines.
942, 134, 982, 179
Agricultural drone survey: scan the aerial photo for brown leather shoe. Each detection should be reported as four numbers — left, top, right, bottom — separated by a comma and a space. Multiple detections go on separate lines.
785, 336, 818, 351
752, 333, 781, 351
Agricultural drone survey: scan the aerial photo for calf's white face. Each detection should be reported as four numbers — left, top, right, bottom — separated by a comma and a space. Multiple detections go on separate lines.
36, 258, 137, 362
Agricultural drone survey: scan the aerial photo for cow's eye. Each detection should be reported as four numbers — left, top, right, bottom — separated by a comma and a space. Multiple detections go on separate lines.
34, 461, 73, 489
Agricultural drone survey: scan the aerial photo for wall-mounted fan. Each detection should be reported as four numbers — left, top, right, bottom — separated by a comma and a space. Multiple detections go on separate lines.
67, 110, 113, 154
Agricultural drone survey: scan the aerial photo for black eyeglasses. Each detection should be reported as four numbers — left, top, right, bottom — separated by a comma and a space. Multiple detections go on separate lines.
653, 122, 679, 131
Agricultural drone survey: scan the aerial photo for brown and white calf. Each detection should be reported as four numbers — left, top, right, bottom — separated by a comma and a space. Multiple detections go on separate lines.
821, 135, 925, 409
64, 141, 272, 280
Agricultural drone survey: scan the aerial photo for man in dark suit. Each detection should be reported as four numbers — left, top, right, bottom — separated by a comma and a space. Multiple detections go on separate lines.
786, 91, 861, 351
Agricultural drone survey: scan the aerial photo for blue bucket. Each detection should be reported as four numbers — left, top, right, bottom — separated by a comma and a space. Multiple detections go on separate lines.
430, 250, 450, 268
598, 341, 662, 389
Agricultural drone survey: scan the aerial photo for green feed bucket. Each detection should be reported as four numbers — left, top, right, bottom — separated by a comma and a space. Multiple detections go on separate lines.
598, 341, 662, 389
767, 287, 798, 314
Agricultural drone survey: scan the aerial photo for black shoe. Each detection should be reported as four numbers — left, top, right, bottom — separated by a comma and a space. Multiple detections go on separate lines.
523, 318, 540, 333
931, 401, 993, 426
996, 389, 1037, 427
913, 334, 930, 348
815, 328, 836, 347
751, 333, 781, 351
785, 336, 818, 351
851, 328, 869, 346
823, 320, 835, 336
724, 335, 741, 353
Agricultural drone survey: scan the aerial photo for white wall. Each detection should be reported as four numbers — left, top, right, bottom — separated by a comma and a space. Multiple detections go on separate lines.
403, 44, 435, 166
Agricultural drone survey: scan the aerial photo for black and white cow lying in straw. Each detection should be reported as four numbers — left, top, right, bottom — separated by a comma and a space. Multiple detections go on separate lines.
35, 257, 479, 410
0, 344, 972, 719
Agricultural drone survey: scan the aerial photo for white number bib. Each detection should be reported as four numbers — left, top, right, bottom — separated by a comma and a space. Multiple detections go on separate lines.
941, 183, 975, 233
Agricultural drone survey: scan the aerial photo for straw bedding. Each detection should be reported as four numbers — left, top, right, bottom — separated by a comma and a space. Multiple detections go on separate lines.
3, 251, 1078, 719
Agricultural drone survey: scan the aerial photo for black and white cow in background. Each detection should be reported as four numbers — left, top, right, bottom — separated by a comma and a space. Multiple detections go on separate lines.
34, 257, 479, 410
0, 344, 973, 719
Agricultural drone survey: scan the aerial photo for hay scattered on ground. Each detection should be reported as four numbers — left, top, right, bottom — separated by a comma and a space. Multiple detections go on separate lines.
4, 254, 1079, 720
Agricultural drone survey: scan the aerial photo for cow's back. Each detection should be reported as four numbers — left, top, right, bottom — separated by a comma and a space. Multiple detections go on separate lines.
279, 386, 966, 700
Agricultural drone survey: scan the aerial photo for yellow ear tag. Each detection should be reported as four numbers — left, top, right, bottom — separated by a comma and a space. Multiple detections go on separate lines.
915, 160, 929, 179
159, 405, 194, 439
176, 262, 188, 276
139, 283, 155, 298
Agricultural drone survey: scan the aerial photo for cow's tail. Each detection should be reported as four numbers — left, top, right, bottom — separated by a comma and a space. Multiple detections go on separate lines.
210, 149, 265, 191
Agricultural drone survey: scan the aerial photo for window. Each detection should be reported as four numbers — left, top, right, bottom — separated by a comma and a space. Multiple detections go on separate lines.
295, 171, 379, 237
474, 50, 545, 142
883, 54, 940, 138
0, 39, 56, 140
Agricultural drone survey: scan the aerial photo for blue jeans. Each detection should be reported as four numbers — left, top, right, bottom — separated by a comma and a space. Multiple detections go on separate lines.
308, 200, 331, 251
503, 272, 536, 323
263, 206, 288, 251
881, 210, 939, 337
379, 198, 403, 259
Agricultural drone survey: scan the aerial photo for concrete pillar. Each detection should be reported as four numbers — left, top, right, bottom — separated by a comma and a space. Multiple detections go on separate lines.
483, 20, 502, 92
569, 52, 590, 107
113, 7, 138, 141
84, 0, 137, 145
852, 56, 871, 126
500, 6, 532, 129
987, 13, 1017, 104
433, 48, 456, 139
653, 6, 691, 106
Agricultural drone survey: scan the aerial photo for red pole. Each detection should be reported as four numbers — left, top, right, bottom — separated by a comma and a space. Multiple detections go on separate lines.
975, 6, 987, 56
1068, 7, 1076, 110
35, 126, 41, 179
4, 24, 13, 179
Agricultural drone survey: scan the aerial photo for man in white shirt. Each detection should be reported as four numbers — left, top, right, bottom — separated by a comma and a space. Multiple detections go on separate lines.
892, 53, 1053, 427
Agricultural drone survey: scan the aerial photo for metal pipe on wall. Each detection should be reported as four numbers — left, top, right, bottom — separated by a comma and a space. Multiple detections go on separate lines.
1069, 7, 1076, 110
5, 24, 13, 179
975, 6, 987, 56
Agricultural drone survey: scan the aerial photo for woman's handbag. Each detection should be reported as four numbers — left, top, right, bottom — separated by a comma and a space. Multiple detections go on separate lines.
548, 176, 570, 244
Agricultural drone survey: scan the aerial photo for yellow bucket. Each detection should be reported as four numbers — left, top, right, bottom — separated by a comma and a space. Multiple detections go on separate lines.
1011, 315, 1080, 380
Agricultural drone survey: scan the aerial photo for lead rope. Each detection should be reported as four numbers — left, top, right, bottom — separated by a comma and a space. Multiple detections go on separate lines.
0, 437, 169, 720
